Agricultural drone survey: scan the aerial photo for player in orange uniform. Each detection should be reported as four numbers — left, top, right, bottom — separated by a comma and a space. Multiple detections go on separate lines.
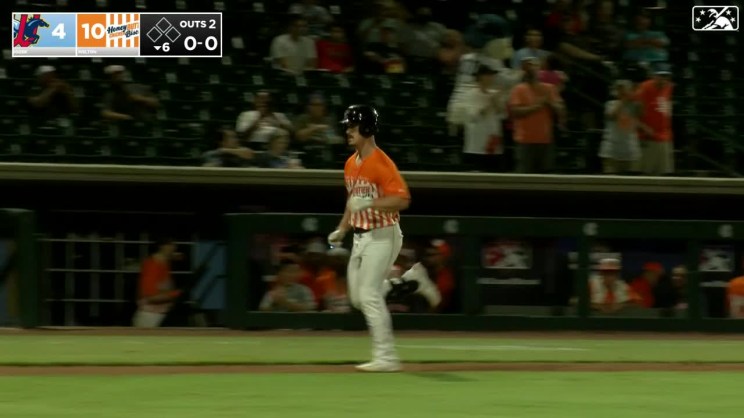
327, 105, 410, 372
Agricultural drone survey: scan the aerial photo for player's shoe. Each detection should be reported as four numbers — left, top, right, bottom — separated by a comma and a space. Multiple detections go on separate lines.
355, 360, 402, 372
401, 263, 442, 308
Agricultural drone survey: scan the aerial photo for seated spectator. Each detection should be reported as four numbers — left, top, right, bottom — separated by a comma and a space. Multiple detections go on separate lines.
589, 258, 636, 314
259, 260, 317, 312
622, 10, 669, 64
100, 65, 159, 125
462, 65, 505, 172
437, 29, 467, 75
257, 130, 304, 169
538, 54, 568, 92
235, 91, 293, 147
316, 23, 354, 73
316, 247, 350, 313
132, 238, 182, 328
270, 17, 317, 75
363, 22, 406, 73
202, 127, 254, 167
598, 80, 642, 174
556, 16, 604, 65
289, 0, 332, 38
629, 262, 664, 308
586, 0, 625, 61
357, 1, 406, 46
511, 29, 549, 70
402, 6, 447, 64
27, 65, 78, 127
295, 93, 342, 146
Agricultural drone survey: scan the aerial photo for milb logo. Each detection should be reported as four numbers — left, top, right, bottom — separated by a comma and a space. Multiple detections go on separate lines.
692, 6, 739, 31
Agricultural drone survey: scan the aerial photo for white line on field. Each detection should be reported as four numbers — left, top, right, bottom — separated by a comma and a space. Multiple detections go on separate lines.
398, 344, 590, 352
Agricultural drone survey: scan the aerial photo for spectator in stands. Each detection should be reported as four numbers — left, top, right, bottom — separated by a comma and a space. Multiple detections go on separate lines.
636, 63, 674, 176
315, 23, 354, 73
132, 238, 182, 328
402, 6, 447, 70
437, 29, 467, 75
235, 91, 293, 147
447, 14, 521, 127
629, 262, 664, 308
622, 10, 669, 64
316, 247, 351, 313
598, 80, 642, 174
589, 258, 635, 314
462, 65, 505, 172
270, 17, 318, 75
544, 0, 586, 47
27, 65, 78, 127
538, 54, 569, 92
295, 93, 342, 146
362, 22, 406, 73
202, 127, 254, 167
101, 65, 159, 124
555, 15, 604, 65
511, 29, 549, 70
509, 57, 565, 174
256, 129, 304, 169
289, 0, 332, 38
259, 260, 317, 312
357, 1, 406, 46
586, 0, 625, 61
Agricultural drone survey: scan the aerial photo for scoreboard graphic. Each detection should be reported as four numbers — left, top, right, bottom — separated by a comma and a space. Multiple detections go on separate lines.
12, 12, 222, 58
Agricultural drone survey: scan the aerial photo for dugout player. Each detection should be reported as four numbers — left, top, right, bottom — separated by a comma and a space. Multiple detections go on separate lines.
327, 105, 410, 372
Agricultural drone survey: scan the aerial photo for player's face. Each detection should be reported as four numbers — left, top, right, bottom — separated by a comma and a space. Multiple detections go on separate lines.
346, 125, 364, 146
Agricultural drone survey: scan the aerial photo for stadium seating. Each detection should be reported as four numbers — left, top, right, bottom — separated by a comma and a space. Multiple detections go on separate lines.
5, 0, 743, 173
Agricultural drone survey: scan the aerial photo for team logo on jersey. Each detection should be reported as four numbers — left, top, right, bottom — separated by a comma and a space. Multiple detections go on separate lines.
13, 14, 49, 47
692, 6, 739, 31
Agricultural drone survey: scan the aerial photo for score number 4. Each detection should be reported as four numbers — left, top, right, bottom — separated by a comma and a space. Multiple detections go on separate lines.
52, 23, 67, 39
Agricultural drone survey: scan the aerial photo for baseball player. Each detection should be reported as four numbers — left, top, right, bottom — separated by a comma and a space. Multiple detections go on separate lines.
327, 104, 410, 372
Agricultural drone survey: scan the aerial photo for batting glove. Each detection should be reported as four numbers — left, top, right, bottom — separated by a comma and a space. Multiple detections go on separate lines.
327, 229, 346, 247
347, 196, 373, 213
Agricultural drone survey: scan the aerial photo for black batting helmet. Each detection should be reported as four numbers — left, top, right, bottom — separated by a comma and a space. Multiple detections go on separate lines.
340, 104, 378, 137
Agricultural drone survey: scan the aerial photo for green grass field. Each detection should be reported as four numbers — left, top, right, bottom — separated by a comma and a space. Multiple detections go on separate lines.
1, 333, 743, 417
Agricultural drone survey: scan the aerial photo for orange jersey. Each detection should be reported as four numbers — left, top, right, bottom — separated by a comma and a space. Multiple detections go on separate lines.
344, 148, 410, 230
138, 257, 179, 300
636, 79, 673, 142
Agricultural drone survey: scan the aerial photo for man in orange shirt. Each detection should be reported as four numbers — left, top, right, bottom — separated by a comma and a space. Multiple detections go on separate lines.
636, 62, 674, 175
327, 104, 410, 372
132, 238, 182, 328
509, 56, 566, 173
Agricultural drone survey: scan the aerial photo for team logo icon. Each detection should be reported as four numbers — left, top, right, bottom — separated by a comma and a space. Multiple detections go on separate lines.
692, 6, 739, 31
13, 14, 49, 47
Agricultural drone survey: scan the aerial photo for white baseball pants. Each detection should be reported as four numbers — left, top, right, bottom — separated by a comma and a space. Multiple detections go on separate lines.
348, 223, 403, 363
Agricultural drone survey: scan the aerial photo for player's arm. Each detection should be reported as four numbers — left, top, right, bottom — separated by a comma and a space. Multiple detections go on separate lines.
337, 206, 352, 234
371, 164, 411, 211
101, 109, 134, 121
27, 86, 58, 108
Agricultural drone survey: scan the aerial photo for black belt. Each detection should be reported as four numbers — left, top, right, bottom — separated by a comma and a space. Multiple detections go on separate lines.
353, 228, 371, 235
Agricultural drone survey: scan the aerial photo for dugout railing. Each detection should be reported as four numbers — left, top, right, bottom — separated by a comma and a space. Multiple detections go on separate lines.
226, 213, 744, 333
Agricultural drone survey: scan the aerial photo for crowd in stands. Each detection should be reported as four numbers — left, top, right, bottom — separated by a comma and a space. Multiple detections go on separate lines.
20, 0, 680, 175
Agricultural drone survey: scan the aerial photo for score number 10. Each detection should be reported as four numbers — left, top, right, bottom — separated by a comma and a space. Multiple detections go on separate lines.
161, 36, 219, 52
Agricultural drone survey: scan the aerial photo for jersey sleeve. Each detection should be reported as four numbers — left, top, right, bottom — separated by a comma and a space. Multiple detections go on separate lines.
508, 84, 528, 107
379, 159, 410, 199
